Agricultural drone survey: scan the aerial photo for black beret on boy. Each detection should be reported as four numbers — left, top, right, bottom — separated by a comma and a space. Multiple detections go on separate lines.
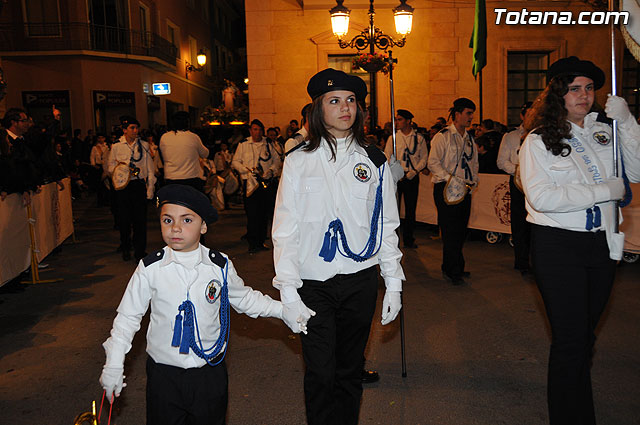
307, 68, 368, 101
157, 184, 218, 224
397, 109, 414, 120
452, 98, 476, 111
547, 56, 605, 90
120, 115, 140, 127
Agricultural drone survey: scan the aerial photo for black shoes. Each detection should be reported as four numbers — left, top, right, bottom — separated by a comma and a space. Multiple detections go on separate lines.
361, 369, 379, 384
443, 272, 467, 286
404, 242, 418, 249
249, 244, 270, 254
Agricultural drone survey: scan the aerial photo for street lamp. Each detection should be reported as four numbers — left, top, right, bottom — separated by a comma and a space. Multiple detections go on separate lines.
330, 0, 414, 131
186, 49, 207, 79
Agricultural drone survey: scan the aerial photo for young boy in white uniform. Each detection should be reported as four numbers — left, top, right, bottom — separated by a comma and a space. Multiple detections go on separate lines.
100, 184, 305, 424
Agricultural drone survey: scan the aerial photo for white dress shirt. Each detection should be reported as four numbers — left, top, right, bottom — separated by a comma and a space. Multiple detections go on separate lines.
107, 136, 156, 198
519, 112, 640, 258
384, 129, 428, 179
102, 245, 283, 369
497, 126, 525, 176
232, 137, 282, 180
427, 124, 479, 184
272, 136, 405, 304
159, 130, 209, 180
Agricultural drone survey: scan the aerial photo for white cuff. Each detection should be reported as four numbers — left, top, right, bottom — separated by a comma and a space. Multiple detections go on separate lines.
279, 285, 301, 304
383, 277, 402, 292
593, 183, 612, 204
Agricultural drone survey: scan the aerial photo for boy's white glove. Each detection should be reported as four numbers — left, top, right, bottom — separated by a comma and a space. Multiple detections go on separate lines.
100, 366, 126, 403
388, 155, 405, 184
381, 290, 402, 325
282, 299, 316, 334
605, 94, 633, 124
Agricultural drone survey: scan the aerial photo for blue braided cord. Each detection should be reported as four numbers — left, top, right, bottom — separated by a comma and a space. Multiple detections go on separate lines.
176, 261, 230, 366
326, 164, 385, 262
620, 151, 633, 208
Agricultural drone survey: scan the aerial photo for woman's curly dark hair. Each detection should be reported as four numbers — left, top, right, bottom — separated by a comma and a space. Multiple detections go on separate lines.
523, 75, 576, 157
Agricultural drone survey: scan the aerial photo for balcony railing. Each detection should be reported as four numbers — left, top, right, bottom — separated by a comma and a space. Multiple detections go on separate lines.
0, 22, 178, 66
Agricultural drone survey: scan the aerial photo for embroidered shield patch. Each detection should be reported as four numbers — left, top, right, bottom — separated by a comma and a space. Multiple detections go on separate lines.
593, 131, 610, 145
205, 279, 222, 304
353, 163, 372, 182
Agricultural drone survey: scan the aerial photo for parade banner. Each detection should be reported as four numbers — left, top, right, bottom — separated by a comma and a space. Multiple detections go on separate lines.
0, 178, 74, 285
411, 174, 640, 253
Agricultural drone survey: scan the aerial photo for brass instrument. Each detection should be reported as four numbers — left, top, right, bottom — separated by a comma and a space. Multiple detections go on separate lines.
250, 166, 270, 189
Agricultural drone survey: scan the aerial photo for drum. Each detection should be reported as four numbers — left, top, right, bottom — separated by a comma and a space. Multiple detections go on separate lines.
622, 0, 640, 62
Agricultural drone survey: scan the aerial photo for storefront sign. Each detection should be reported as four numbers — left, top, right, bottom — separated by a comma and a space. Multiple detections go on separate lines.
93, 91, 135, 106
22, 90, 70, 107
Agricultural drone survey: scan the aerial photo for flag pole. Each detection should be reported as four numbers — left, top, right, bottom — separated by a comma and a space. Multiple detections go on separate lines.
610, 0, 620, 232
479, 69, 483, 122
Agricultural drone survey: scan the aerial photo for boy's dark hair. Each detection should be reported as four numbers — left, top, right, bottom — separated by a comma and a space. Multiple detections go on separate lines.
171, 111, 190, 132
2, 107, 27, 128
250, 119, 265, 131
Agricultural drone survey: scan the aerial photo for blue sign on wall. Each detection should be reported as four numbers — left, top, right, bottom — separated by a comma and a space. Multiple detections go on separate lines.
152, 83, 171, 95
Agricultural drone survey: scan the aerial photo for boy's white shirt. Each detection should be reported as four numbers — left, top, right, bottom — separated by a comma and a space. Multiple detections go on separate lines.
103, 244, 282, 369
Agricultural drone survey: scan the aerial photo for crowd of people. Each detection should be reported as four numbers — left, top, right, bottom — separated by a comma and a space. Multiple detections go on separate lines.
3, 56, 640, 425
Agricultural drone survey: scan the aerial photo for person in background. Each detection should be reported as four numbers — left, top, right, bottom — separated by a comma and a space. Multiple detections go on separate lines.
519, 56, 640, 425
497, 101, 533, 275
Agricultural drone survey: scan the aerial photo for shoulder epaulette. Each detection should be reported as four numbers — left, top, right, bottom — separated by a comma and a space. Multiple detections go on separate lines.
208, 249, 227, 268
595, 112, 613, 126
143, 249, 164, 267
439, 127, 449, 134
285, 139, 307, 157
363, 144, 387, 168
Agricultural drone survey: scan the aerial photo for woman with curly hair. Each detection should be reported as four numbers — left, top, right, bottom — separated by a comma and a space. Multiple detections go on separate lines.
519, 56, 640, 424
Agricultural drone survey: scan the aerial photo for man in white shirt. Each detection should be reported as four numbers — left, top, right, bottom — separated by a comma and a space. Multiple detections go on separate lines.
159, 111, 211, 192
497, 101, 533, 274
427, 98, 479, 285
107, 115, 156, 262
232, 119, 282, 253
384, 109, 428, 248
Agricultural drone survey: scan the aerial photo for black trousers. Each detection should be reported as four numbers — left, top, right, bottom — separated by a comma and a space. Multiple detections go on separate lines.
298, 266, 378, 425
397, 175, 419, 245
433, 182, 471, 279
531, 225, 615, 425
115, 179, 147, 257
146, 357, 228, 425
242, 181, 269, 249
164, 178, 205, 194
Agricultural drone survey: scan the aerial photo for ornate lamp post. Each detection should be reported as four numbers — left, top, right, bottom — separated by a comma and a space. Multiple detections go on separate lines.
330, 0, 414, 131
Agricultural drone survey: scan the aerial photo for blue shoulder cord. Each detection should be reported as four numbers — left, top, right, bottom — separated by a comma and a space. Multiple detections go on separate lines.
319, 163, 385, 262
402, 135, 418, 171
170, 260, 230, 366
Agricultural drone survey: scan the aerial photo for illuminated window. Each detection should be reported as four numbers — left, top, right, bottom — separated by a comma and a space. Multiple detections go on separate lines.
328, 54, 372, 109
622, 49, 640, 119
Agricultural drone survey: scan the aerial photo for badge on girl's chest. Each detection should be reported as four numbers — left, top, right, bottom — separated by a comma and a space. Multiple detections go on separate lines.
205, 279, 222, 304
593, 131, 610, 145
353, 163, 372, 182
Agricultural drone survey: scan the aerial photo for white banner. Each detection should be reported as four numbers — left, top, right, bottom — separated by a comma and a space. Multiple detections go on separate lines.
412, 174, 640, 253
0, 178, 74, 285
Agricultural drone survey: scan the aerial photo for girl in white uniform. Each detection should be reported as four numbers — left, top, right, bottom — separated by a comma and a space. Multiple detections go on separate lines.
272, 69, 405, 425
519, 56, 640, 425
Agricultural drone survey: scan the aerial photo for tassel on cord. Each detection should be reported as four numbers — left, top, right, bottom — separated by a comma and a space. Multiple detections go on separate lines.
319, 230, 332, 261
179, 313, 192, 354
586, 208, 593, 231
326, 233, 338, 262
171, 313, 183, 347
594, 206, 601, 228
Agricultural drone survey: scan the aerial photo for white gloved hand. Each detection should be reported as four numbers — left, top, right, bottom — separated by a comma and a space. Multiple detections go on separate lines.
605, 94, 633, 124
99, 366, 126, 404
282, 299, 316, 334
381, 291, 402, 325
605, 177, 625, 201
405, 169, 417, 180
388, 155, 405, 184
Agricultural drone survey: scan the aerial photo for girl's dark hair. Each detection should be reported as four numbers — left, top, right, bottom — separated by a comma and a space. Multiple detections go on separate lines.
304, 93, 367, 160
524, 75, 599, 157
170, 111, 190, 133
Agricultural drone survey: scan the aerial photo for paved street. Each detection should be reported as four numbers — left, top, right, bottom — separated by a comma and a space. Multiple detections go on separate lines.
1, 197, 639, 425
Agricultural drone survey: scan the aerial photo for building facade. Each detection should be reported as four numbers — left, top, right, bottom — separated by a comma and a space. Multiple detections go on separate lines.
0, 0, 223, 134
245, 0, 637, 131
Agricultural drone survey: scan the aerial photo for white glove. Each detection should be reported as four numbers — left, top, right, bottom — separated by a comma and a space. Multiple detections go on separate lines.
381, 290, 402, 325
388, 155, 405, 184
605, 177, 625, 201
605, 95, 633, 124
405, 169, 417, 180
282, 299, 316, 334
99, 366, 126, 404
